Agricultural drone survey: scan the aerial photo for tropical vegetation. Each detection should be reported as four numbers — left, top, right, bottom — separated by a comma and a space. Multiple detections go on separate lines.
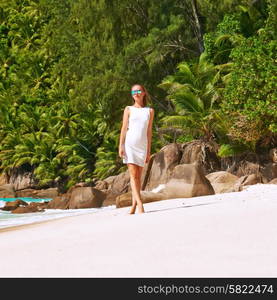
0, 0, 276, 190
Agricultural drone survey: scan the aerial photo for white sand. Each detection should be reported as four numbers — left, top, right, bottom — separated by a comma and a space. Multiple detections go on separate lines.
0, 183, 276, 278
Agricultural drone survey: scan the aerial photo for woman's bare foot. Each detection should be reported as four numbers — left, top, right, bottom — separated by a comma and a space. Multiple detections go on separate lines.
137, 204, 145, 214
129, 205, 137, 214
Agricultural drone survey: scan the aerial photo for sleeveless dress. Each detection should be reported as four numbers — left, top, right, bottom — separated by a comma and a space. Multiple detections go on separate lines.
123, 106, 151, 167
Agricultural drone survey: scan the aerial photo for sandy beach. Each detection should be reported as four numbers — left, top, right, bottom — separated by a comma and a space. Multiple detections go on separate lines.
0, 183, 276, 278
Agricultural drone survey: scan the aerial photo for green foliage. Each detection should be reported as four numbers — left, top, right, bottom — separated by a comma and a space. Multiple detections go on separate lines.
0, 0, 276, 192
217, 143, 249, 158
93, 130, 126, 180
204, 0, 269, 65
196, 0, 250, 32
158, 52, 229, 141
221, 27, 277, 149
1, 0, 213, 189
204, 14, 243, 64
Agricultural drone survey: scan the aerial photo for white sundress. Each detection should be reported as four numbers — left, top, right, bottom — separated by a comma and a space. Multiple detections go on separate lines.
123, 105, 151, 167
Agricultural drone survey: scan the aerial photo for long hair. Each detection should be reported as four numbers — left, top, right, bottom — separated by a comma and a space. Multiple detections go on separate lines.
131, 84, 151, 107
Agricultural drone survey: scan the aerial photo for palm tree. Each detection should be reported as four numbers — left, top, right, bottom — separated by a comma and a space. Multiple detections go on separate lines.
158, 52, 231, 142
93, 129, 126, 180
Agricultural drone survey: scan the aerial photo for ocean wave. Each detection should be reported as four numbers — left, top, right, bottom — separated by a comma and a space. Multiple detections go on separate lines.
0, 198, 116, 229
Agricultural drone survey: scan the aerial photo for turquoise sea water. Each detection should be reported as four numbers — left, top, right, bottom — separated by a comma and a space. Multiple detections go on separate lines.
0, 197, 52, 202
0, 197, 115, 229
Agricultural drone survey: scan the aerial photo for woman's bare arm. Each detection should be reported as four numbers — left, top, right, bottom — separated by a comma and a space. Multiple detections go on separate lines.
146, 108, 154, 156
119, 106, 129, 157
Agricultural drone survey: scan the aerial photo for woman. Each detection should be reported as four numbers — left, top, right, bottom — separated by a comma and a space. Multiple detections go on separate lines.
119, 84, 154, 214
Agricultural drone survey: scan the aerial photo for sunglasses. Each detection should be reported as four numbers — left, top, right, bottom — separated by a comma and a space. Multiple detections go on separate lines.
131, 90, 142, 95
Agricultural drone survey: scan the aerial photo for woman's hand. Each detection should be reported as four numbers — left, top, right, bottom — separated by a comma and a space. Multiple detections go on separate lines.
145, 152, 151, 164
118, 145, 125, 158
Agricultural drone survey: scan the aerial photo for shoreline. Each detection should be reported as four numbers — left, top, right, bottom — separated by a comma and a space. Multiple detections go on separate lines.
0, 213, 84, 234
0, 205, 116, 233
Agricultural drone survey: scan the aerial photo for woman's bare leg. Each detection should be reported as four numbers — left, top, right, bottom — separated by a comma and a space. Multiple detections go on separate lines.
136, 166, 144, 213
128, 163, 145, 214
128, 164, 138, 214
129, 194, 136, 214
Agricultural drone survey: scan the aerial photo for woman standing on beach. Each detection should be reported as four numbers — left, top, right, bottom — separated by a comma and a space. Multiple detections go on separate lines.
119, 84, 154, 214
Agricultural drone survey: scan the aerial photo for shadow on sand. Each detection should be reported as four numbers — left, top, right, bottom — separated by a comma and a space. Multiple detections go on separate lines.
145, 201, 219, 214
